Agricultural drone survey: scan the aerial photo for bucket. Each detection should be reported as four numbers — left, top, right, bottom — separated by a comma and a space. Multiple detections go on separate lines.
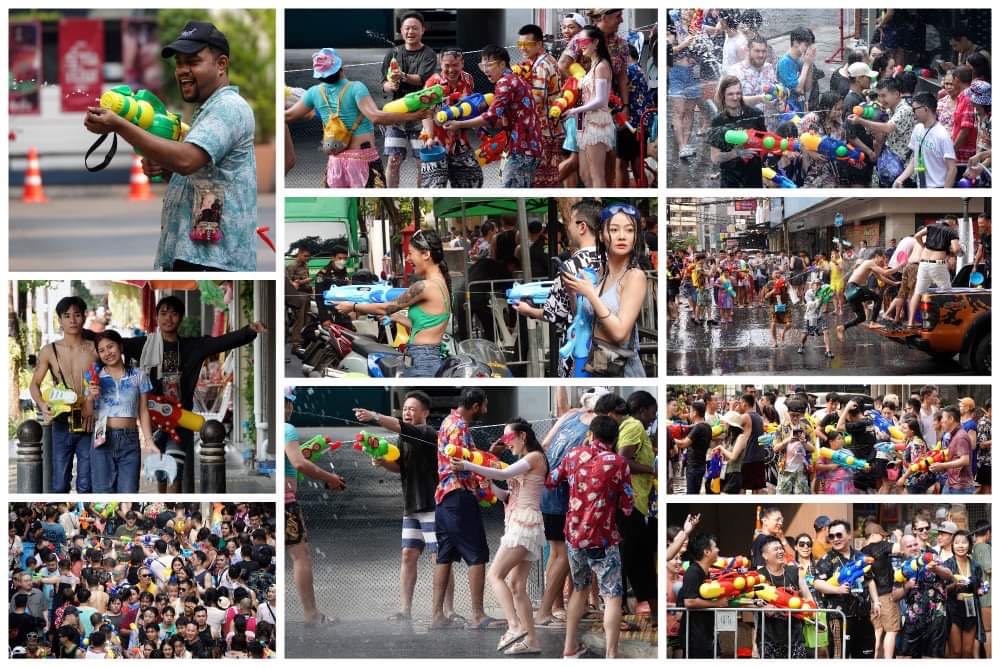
419, 144, 448, 187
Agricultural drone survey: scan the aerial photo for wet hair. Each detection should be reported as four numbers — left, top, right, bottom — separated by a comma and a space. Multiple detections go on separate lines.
155, 295, 185, 318
331, 245, 348, 257
580, 26, 613, 68
594, 392, 628, 416
409, 228, 452, 295
589, 414, 620, 446
597, 205, 645, 271
789, 27, 815, 46
518, 24, 544, 42
55, 296, 87, 317
690, 400, 706, 419
403, 390, 431, 411
716, 74, 744, 111
902, 416, 923, 439
507, 417, 548, 475
967, 52, 989, 81
627, 390, 657, 415
481, 44, 510, 67
570, 198, 602, 235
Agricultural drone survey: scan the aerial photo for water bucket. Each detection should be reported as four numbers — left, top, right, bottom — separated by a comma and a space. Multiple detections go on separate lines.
418, 145, 448, 187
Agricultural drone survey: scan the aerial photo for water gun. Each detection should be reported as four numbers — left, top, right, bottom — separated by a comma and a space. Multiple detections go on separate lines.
724, 128, 794, 156
704, 450, 723, 493
436, 92, 495, 124
909, 446, 950, 473
91, 502, 118, 518
353, 430, 400, 462
759, 432, 776, 447
475, 130, 508, 165
143, 452, 178, 484
894, 552, 935, 583
147, 395, 206, 442
796, 132, 864, 166
559, 267, 598, 377
762, 83, 788, 103
762, 167, 797, 188
323, 282, 407, 305
99, 85, 189, 181
875, 441, 907, 456
713, 556, 751, 571
816, 446, 870, 471
43, 385, 79, 419
720, 278, 736, 297
284, 85, 306, 109
510, 63, 533, 81
445, 443, 508, 470
852, 103, 888, 122
749, 584, 817, 619
699, 570, 765, 600
826, 555, 874, 587
505, 280, 553, 305
711, 421, 726, 437
549, 63, 586, 118
823, 424, 853, 446
668, 422, 692, 440
773, 277, 787, 293
297, 434, 343, 480
608, 92, 635, 132
867, 410, 905, 441
382, 84, 445, 113
386, 56, 401, 83
816, 284, 834, 304
780, 111, 804, 126
474, 480, 498, 508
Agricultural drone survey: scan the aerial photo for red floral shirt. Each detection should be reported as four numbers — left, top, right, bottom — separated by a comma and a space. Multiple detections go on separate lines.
480, 71, 541, 158
435, 409, 480, 503
427, 71, 475, 152
953, 90, 978, 163
548, 440, 634, 549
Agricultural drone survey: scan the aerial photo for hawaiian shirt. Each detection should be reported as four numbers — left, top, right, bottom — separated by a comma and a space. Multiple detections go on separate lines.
814, 547, 874, 618
896, 547, 948, 626
953, 89, 978, 162
976, 112, 991, 154
977, 416, 991, 467
481, 71, 541, 158
427, 71, 476, 151
727, 60, 779, 112
566, 31, 628, 81
526, 52, 563, 141
157, 85, 257, 271
95, 367, 152, 420
627, 62, 652, 128
548, 439, 634, 549
435, 409, 480, 504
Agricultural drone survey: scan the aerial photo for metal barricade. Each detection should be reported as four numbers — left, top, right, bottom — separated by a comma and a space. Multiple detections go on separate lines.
666, 606, 848, 659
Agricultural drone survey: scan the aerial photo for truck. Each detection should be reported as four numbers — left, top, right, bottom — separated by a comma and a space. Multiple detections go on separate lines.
285, 197, 368, 278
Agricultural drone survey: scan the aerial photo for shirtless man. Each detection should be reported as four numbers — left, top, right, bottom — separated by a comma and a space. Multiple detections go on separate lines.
907, 217, 963, 328
29, 296, 99, 493
836, 253, 899, 342
883, 235, 924, 324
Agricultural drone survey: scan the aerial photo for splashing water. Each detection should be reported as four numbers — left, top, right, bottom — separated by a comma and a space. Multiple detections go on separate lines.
365, 29, 396, 47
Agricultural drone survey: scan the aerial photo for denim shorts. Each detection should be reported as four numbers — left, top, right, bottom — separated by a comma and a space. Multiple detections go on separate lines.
668, 64, 702, 100
91, 427, 141, 493
401, 343, 444, 377
568, 543, 624, 598
500, 153, 540, 188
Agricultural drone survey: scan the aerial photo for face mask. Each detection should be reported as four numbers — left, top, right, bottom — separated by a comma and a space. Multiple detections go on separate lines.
334, 260, 347, 270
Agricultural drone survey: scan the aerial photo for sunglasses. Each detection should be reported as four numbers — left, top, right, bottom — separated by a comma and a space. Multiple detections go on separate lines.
517, 39, 539, 48
915, 526, 930, 532
828, 532, 846, 539
600, 203, 641, 223
797, 541, 812, 547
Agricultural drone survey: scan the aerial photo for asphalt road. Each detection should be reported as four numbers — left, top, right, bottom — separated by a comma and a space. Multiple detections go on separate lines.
666, 300, 974, 375
9, 190, 276, 272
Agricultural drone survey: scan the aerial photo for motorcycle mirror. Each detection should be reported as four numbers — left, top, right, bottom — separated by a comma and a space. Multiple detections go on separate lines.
358, 235, 370, 255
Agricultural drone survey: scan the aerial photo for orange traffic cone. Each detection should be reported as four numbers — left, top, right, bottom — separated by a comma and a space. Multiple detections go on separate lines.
21, 147, 47, 203
128, 154, 151, 201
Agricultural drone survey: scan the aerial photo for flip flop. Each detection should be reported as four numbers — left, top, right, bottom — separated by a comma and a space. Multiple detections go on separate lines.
446, 612, 467, 627
496, 629, 528, 652
504, 639, 542, 655
551, 609, 567, 622
563, 643, 588, 658
303, 613, 338, 627
535, 616, 566, 628
387, 612, 411, 622
469, 616, 505, 631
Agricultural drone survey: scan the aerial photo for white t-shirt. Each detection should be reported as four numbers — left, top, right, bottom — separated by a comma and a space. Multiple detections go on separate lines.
722, 32, 748, 73
908, 122, 956, 188
206, 607, 226, 638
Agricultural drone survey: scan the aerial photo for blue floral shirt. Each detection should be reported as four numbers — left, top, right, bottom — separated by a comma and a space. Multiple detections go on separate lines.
95, 366, 152, 419
157, 85, 257, 271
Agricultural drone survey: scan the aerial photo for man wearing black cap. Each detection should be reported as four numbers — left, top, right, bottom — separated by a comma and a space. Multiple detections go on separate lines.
84, 20, 258, 272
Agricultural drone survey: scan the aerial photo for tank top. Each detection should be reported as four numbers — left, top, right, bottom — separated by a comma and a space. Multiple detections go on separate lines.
409, 279, 450, 336
508, 470, 545, 515
744, 411, 766, 463
595, 271, 644, 377
540, 411, 591, 514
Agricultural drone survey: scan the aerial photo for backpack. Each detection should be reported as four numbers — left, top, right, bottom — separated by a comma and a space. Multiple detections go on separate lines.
318, 82, 363, 155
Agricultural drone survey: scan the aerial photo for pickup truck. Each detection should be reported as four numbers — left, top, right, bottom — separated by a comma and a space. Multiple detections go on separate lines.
866, 285, 990, 374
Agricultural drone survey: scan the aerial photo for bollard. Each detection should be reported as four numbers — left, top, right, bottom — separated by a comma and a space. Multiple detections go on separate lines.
16, 420, 44, 493
42, 422, 52, 492
199, 420, 227, 493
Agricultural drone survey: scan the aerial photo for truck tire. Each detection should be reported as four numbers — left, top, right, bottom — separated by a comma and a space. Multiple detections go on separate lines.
971, 334, 991, 375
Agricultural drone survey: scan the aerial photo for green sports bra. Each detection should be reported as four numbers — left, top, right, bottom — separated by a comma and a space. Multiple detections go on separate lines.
409, 279, 450, 335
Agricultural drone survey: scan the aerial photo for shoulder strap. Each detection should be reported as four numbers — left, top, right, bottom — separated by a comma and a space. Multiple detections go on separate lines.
49, 343, 69, 387
337, 81, 364, 133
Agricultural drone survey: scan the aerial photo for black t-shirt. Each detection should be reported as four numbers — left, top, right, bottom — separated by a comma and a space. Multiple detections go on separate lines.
398, 422, 439, 516
709, 106, 766, 188
924, 223, 958, 252
757, 566, 805, 646
495, 229, 517, 270
687, 422, 713, 468
381, 45, 438, 99
677, 563, 715, 658
843, 91, 874, 159
861, 540, 895, 596
814, 547, 873, 617
8, 611, 43, 647
529, 240, 549, 279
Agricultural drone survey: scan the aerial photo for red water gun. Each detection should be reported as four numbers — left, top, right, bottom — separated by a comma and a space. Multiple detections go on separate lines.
147, 395, 206, 442
475, 130, 508, 165
608, 93, 635, 132
751, 584, 818, 619
84, 362, 100, 398
699, 570, 765, 600
773, 278, 787, 292
445, 443, 507, 470
668, 422, 692, 440
549, 63, 586, 118
909, 446, 950, 473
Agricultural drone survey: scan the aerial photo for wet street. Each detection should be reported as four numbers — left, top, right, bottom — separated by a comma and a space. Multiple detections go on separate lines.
667, 301, 974, 375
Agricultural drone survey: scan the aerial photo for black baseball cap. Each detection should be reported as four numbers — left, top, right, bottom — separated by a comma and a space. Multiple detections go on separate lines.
162, 21, 230, 58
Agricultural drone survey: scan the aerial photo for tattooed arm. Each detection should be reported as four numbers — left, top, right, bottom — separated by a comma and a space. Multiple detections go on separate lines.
334, 281, 426, 317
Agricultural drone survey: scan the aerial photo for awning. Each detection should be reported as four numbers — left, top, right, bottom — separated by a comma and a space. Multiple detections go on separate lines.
432, 198, 550, 219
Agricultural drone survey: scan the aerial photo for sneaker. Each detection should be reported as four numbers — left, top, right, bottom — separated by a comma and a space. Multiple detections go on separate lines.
825, 351, 835, 358
796, 346, 804, 354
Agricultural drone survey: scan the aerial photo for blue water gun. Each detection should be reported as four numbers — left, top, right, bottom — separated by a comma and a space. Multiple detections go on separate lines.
797, 132, 865, 166
506, 280, 554, 305
559, 267, 598, 377
323, 282, 407, 305
762, 167, 797, 188
866, 410, 905, 441
826, 554, 873, 587
704, 450, 723, 493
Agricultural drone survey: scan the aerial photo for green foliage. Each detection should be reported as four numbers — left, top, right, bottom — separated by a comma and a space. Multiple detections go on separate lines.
70, 281, 95, 310
669, 235, 699, 252
239, 281, 256, 447
178, 316, 201, 338
158, 9, 276, 143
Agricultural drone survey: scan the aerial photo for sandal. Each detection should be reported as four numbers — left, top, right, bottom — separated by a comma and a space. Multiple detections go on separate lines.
535, 616, 566, 628
563, 642, 587, 658
551, 609, 567, 622
303, 613, 339, 627
497, 629, 528, 652
504, 639, 541, 655
387, 612, 411, 622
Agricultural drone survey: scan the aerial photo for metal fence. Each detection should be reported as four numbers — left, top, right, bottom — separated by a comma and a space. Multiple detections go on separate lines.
285, 418, 557, 624
667, 606, 848, 659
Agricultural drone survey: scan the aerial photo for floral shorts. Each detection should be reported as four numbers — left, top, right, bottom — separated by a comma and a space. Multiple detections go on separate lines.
500, 153, 540, 188
567, 543, 623, 598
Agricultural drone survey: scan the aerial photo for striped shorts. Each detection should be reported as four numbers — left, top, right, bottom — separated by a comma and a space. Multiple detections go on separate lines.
401, 511, 437, 552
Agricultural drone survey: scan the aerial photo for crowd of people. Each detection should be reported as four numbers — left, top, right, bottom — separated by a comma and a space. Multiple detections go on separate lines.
284, 386, 657, 658
8, 502, 277, 659
285, 10, 657, 188
668, 507, 991, 659
667, 386, 991, 496
667, 211, 990, 357
668, 9, 991, 188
